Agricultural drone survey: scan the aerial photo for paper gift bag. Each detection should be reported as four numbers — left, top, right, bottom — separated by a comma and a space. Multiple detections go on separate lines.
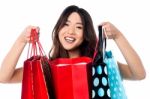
21, 57, 34, 99
50, 57, 92, 99
92, 26, 111, 99
21, 29, 54, 99
105, 51, 127, 99
92, 25, 127, 99
32, 57, 49, 99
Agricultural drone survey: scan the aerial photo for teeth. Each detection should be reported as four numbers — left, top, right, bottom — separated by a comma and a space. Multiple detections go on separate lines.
65, 37, 75, 43
65, 37, 74, 41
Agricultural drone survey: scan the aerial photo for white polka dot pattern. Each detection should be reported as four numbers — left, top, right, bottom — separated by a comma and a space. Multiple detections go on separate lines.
92, 63, 111, 99
105, 51, 127, 99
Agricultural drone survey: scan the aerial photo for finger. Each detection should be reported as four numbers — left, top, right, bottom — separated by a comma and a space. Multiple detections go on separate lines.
101, 22, 109, 26
30, 26, 40, 34
102, 27, 108, 39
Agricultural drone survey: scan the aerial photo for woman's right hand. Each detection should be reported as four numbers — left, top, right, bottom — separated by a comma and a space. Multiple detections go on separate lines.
0, 26, 40, 83
18, 26, 40, 44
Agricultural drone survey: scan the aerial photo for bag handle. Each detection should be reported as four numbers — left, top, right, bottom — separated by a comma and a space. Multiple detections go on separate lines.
92, 26, 106, 63
99, 26, 107, 61
27, 29, 47, 59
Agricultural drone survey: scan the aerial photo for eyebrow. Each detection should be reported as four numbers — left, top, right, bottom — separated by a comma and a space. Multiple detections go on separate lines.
67, 20, 83, 25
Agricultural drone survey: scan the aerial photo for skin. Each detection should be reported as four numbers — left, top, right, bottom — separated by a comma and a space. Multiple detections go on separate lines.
58, 12, 84, 58
0, 12, 146, 83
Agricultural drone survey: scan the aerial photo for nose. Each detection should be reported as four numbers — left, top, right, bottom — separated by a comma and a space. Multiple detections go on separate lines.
68, 26, 75, 35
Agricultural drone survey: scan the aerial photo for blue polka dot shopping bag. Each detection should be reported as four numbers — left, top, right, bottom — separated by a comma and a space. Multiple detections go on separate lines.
105, 51, 127, 99
92, 26, 127, 99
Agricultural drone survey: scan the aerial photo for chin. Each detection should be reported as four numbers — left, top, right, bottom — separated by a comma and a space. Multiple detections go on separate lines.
63, 46, 75, 51
64, 48, 74, 51
63, 44, 80, 51
63, 46, 76, 51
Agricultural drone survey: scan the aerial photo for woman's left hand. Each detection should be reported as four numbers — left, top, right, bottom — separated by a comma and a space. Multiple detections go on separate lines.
101, 22, 122, 40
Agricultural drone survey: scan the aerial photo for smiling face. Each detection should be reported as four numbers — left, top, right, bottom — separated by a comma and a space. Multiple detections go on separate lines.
58, 12, 84, 57
50, 5, 97, 59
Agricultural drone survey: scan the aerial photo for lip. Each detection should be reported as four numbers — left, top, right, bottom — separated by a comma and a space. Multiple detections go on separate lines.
64, 36, 76, 43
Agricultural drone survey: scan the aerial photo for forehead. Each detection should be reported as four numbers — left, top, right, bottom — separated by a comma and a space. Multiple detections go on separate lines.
67, 12, 82, 23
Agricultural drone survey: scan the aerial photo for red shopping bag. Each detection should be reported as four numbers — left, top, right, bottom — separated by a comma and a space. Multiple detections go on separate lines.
32, 57, 49, 99
50, 57, 92, 99
21, 57, 34, 99
21, 29, 54, 99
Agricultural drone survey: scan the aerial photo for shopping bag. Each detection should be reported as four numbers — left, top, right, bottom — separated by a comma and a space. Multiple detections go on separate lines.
50, 57, 92, 99
92, 25, 127, 99
92, 26, 111, 99
105, 51, 127, 99
21, 57, 34, 99
21, 29, 54, 99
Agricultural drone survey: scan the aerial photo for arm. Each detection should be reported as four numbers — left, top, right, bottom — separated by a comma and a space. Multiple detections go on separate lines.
0, 39, 26, 83
102, 22, 146, 80
0, 26, 39, 83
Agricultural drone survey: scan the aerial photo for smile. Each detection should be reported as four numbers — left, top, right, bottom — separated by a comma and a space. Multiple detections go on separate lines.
64, 37, 76, 43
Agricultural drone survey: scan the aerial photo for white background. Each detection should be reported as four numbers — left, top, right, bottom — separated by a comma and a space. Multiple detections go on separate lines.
0, 0, 150, 99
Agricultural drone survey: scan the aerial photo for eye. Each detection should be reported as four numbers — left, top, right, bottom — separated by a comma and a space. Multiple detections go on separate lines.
76, 26, 83, 29
64, 23, 69, 26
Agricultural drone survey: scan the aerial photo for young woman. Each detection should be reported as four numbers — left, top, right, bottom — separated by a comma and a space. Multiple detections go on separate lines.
0, 5, 145, 84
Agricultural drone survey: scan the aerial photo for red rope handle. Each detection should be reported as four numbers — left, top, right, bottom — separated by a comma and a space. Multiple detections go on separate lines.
92, 38, 98, 62
27, 29, 40, 59
27, 28, 49, 59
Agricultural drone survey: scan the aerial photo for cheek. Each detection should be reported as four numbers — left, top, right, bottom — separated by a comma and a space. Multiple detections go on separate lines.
80, 36, 84, 43
77, 33, 84, 43
58, 28, 64, 37
60, 27, 67, 33
58, 28, 66, 37
78, 31, 84, 39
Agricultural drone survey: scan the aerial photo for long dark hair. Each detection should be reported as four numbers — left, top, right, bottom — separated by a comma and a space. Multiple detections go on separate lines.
49, 5, 97, 60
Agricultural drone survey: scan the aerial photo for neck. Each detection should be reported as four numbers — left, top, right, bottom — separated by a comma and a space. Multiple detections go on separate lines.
68, 49, 81, 58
